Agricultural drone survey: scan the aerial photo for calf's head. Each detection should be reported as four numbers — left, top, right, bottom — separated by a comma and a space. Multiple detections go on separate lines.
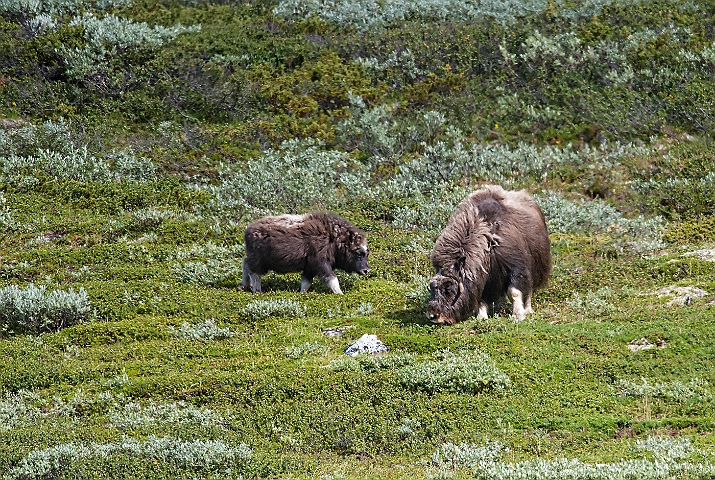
427, 272, 470, 325
346, 244, 370, 275
339, 229, 369, 275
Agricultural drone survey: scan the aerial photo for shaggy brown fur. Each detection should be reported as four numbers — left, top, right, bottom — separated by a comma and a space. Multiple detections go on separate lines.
241, 213, 369, 294
428, 185, 551, 324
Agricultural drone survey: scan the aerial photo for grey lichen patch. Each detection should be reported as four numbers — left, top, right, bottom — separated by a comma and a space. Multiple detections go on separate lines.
682, 248, 715, 262
654, 286, 709, 306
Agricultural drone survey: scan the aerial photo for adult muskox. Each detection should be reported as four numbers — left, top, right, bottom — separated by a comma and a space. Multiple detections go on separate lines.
427, 185, 551, 324
240, 213, 369, 294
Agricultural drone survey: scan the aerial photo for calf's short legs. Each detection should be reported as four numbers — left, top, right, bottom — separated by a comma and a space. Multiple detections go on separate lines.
326, 276, 343, 295
300, 276, 313, 292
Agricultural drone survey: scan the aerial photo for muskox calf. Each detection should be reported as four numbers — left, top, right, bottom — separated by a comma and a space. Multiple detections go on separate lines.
427, 185, 551, 324
240, 213, 369, 294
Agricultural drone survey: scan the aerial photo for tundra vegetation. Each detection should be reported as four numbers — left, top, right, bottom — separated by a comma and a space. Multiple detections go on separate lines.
1, 0, 715, 478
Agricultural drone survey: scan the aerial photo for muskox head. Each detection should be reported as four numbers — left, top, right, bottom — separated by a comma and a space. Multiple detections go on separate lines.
346, 244, 370, 275
427, 271, 472, 325
338, 229, 370, 275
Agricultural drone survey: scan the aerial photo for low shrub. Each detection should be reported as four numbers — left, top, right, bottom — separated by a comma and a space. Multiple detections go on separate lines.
397, 349, 511, 395
241, 299, 307, 320
273, 0, 548, 30
5, 435, 251, 480
565, 287, 617, 321
285, 341, 328, 359
199, 138, 371, 220
109, 400, 226, 429
615, 377, 713, 403
0, 284, 91, 335
427, 436, 714, 479
167, 319, 236, 342
330, 352, 417, 372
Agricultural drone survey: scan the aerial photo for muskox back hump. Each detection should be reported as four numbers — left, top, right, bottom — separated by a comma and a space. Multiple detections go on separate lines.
474, 196, 507, 224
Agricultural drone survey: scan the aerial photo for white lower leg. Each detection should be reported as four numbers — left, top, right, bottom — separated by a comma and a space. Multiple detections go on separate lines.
508, 286, 526, 321
240, 259, 251, 290
250, 273, 262, 293
300, 276, 312, 292
525, 295, 533, 314
476, 301, 488, 319
326, 276, 343, 294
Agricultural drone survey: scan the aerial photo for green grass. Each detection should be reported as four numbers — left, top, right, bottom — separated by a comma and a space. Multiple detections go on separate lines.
2, 0, 715, 477
1, 209, 714, 477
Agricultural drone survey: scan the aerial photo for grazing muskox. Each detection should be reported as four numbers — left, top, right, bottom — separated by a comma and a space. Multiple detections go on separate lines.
427, 185, 551, 324
240, 213, 369, 294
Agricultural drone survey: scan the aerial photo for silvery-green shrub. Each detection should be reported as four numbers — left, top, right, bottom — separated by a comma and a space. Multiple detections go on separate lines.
0, 145, 157, 186
635, 436, 695, 462
58, 13, 200, 81
426, 436, 715, 480
285, 341, 328, 359
69, 13, 200, 52
0, 118, 73, 157
404, 274, 431, 308
173, 242, 245, 262
0, 284, 91, 334
109, 400, 226, 429
0, 261, 32, 280
565, 287, 616, 319
242, 299, 307, 320
201, 139, 371, 220
392, 188, 470, 234
430, 441, 505, 470
0, 389, 99, 431
330, 352, 417, 372
355, 49, 428, 83
110, 148, 157, 182
397, 349, 511, 395
0, 0, 86, 21
536, 191, 665, 253
103, 369, 129, 388
336, 92, 399, 160
167, 319, 236, 341
615, 377, 713, 403
0, 192, 18, 231
171, 242, 244, 286
5, 435, 251, 480
273, 0, 548, 30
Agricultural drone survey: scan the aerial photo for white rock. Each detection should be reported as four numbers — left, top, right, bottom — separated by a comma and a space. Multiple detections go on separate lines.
344, 334, 389, 357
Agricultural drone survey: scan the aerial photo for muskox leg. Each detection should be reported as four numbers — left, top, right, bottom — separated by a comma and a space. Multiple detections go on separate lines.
525, 294, 534, 315
300, 276, 313, 293
476, 301, 489, 320
326, 275, 343, 295
240, 259, 252, 292
508, 286, 527, 321
250, 274, 262, 293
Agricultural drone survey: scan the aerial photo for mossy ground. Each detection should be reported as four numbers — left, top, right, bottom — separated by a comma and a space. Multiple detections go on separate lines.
1, 185, 714, 477
2, 0, 715, 477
